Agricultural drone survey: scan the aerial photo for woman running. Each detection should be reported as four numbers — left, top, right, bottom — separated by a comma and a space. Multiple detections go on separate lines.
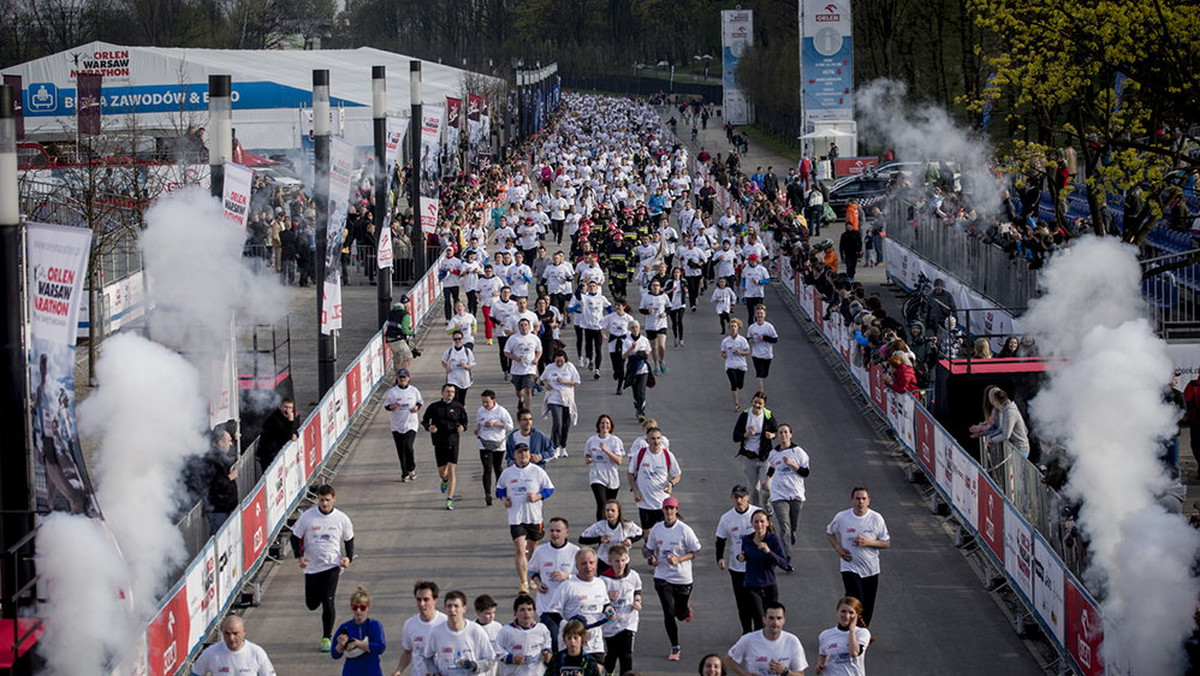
639, 278, 670, 373
622, 321, 653, 422
644, 496, 701, 663
601, 301, 634, 395
737, 510, 790, 628
767, 424, 810, 556
815, 597, 872, 676
540, 349, 580, 458
665, 267, 689, 347
710, 276, 737, 334
746, 304, 779, 393
583, 414, 626, 520
579, 499, 643, 571
721, 318, 751, 411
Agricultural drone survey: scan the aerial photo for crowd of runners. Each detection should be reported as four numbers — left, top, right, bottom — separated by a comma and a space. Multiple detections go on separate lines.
194, 94, 890, 676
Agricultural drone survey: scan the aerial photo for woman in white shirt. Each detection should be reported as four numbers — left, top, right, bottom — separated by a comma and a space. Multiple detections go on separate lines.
720, 318, 751, 411
710, 276, 738, 335
663, 267, 689, 348
767, 424, 810, 557
746, 304, 779, 393
601, 301, 634, 395
622, 321, 653, 422
540, 349, 581, 458
441, 330, 476, 405
582, 414, 626, 521
446, 301, 478, 350
639, 279, 670, 374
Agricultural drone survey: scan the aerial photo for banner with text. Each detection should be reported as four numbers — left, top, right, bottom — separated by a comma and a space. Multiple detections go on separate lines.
27, 222, 100, 516
801, 0, 854, 127
419, 104, 444, 234
221, 162, 254, 232
76, 72, 102, 135
721, 10, 754, 125
467, 94, 483, 159
321, 136, 354, 334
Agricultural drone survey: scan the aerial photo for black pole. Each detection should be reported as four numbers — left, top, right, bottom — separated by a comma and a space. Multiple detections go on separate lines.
207, 75, 231, 199
0, 83, 34, 676
409, 61, 424, 277
373, 66, 391, 328
313, 69, 336, 395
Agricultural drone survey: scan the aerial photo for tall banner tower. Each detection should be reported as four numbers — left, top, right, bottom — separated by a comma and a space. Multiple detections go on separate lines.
721, 9, 754, 125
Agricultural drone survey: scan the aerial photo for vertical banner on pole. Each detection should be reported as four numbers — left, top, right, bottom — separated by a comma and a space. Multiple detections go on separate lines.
76, 72, 103, 136
801, 0, 854, 128
3, 74, 23, 139
467, 94, 483, 160
221, 162, 254, 232
481, 94, 491, 148
419, 104, 444, 235
721, 9, 754, 125
27, 222, 100, 516
321, 136, 354, 334
445, 97, 462, 161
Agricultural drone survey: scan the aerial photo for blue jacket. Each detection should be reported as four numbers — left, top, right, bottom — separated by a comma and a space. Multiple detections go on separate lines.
505, 427, 554, 466
740, 532, 790, 588
331, 617, 386, 676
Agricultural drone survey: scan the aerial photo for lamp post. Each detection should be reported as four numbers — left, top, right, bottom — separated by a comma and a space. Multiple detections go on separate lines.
409, 60, 424, 277
372, 66, 390, 328
207, 75, 231, 198
0, 85, 33, 646
313, 69, 336, 395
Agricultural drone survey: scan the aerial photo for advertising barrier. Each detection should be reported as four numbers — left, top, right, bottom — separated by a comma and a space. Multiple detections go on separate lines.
774, 252, 1121, 675
134, 259, 442, 675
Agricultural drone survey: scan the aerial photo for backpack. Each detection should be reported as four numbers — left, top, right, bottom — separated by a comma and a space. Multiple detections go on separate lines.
634, 446, 672, 476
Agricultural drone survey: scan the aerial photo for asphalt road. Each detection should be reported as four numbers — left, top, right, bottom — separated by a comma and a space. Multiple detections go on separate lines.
236, 275, 1043, 676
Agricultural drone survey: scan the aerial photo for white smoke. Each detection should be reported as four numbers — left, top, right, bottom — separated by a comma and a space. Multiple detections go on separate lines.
1025, 237, 1200, 675
36, 188, 287, 674
855, 79, 1005, 216
35, 514, 134, 676
142, 187, 286, 357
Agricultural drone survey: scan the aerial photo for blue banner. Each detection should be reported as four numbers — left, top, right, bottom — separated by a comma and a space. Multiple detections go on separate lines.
21, 80, 366, 117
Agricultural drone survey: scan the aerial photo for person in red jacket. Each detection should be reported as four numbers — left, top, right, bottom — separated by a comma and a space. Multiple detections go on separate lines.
885, 353, 919, 393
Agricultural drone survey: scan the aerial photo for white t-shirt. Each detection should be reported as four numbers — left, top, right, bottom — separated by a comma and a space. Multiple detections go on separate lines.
742, 411, 765, 456
628, 448, 681, 510
543, 262, 575, 295
547, 576, 609, 654
191, 639, 276, 676
476, 404, 514, 448
476, 620, 503, 676
291, 506, 353, 574
541, 362, 580, 406
478, 276, 504, 307
497, 462, 555, 525
601, 312, 633, 349
741, 264, 770, 298
442, 346, 476, 389
422, 622, 496, 676
767, 446, 810, 502
711, 286, 738, 314
817, 625, 871, 676
645, 519, 702, 584
727, 630, 809, 676
584, 433, 626, 489
602, 569, 643, 636
579, 518, 642, 565
505, 333, 542, 376
384, 385, 424, 433
747, 320, 779, 360
713, 249, 738, 278
639, 292, 668, 331
495, 622, 552, 676
402, 612, 448, 676
715, 505, 762, 573
528, 541, 580, 610
825, 508, 890, 578
447, 313, 478, 345
622, 334, 652, 375
722, 335, 750, 370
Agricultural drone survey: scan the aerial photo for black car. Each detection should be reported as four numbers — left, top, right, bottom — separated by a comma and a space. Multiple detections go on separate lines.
826, 175, 892, 218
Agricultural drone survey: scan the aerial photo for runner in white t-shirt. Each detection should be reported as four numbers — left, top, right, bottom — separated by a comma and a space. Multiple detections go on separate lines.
715, 485, 763, 635
289, 484, 355, 652
626, 427, 682, 530
383, 368, 423, 481
495, 594, 553, 676
497, 443, 556, 594
392, 581, 448, 676
643, 496, 701, 663
421, 591, 496, 676
815, 597, 871, 676
528, 517, 580, 653
725, 602, 808, 676
191, 616, 276, 676
825, 487, 891, 627
767, 424, 810, 557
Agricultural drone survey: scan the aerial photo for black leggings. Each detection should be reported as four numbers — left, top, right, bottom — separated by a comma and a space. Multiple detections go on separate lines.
575, 326, 585, 359
668, 308, 685, 340
729, 570, 757, 634
653, 579, 693, 647
392, 430, 416, 476
443, 286, 460, 320
609, 349, 626, 388
686, 276, 701, 307
304, 566, 341, 638
584, 328, 603, 366
841, 572, 881, 627
727, 368, 746, 391
604, 630, 635, 675
746, 584, 778, 630
480, 448, 504, 496
591, 483, 619, 521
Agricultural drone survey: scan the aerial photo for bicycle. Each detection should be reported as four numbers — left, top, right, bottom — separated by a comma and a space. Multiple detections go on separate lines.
902, 273, 933, 325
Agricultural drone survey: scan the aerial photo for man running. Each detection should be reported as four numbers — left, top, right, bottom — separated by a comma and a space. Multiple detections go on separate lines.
391, 581, 447, 676
825, 487, 891, 627
422, 384, 469, 510
497, 443, 555, 594
725, 602, 808, 676
290, 484, 355, 652
383, 368, 423, 481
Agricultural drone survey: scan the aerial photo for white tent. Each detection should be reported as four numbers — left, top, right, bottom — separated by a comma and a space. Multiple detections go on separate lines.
3, 41, 503, 149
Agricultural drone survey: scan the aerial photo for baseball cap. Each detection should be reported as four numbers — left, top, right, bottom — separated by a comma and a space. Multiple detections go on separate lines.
662, 497, 680, 508
731, 485, 750, 497
396, 368, 411, 378
746, 253, 760, 261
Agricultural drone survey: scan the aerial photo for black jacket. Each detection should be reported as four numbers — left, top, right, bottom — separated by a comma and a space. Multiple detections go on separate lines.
422, 400, 469, 447
257, 408, 298, 468
732, 408, 778, 461
207, 451, 240, 512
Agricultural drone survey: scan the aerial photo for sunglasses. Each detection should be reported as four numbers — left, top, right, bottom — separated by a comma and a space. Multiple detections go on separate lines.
351, 604, 369, 611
